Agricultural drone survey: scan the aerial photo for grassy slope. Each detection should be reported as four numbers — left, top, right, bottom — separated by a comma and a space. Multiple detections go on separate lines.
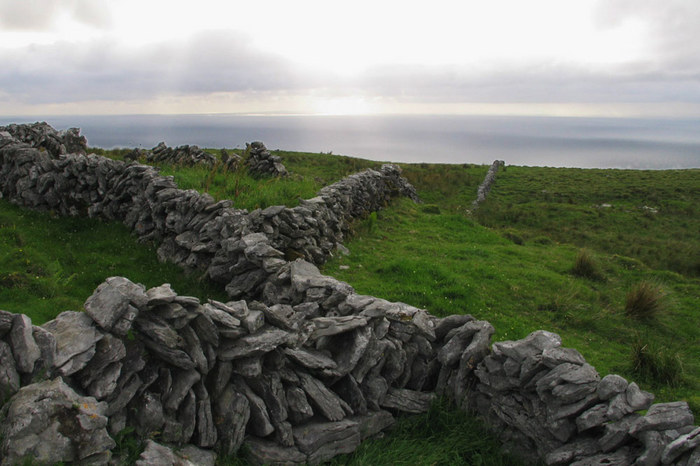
324, 164, 700, 415
1, 149, 697, 465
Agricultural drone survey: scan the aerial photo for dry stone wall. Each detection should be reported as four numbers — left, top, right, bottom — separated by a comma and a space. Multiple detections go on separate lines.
0, 124, 698, 465
0, 125, 419, 300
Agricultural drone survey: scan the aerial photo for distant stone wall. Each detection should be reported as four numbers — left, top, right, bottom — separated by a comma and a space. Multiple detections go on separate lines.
0, 121, 87, 157
0, 124, 697, 465
0, 126, 419, 301
471, 159, 504, 210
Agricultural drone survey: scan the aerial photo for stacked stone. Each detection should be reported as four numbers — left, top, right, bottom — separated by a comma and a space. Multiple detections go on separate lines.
219, 148, 242, 171
0, 309, 115, 464
245, 164, 420, 264
471, 330, 699, 465
471, 159, 504, 210
1, 273, 497, 465
0, 122, 87, 157
245, 141, 289, 178
148, 142, 218, 167
0, 128, 418, 279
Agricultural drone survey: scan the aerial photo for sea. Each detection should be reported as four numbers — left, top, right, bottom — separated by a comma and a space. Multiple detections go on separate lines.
2, 114, 699, 169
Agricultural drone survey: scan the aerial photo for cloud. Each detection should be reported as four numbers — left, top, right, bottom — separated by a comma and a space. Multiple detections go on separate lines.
0, 0, 111, 30
593, 0, 700, 75
0, 30, 315, 105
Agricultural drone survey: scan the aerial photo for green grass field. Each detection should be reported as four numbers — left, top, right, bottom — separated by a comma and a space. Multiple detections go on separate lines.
1, 149, 698, 465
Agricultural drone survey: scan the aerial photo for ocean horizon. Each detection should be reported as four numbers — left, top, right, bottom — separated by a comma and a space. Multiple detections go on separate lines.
2, 114, 699, 170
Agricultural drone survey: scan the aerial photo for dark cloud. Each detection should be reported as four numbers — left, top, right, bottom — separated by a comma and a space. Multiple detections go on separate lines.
0, 31, 316, 104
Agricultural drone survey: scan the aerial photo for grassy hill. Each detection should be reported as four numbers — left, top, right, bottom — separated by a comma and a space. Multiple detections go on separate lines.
1, 148, 698, 465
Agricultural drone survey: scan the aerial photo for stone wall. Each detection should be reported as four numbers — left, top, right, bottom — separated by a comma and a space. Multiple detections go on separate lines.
471, 159, 504, 210
0, 124, 697, 465
0, 121, 87, 157
1, 276, 697, 465
0, 126, 418, 301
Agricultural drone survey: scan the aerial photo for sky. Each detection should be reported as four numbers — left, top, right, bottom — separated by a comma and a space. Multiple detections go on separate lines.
1, 0, 699, 117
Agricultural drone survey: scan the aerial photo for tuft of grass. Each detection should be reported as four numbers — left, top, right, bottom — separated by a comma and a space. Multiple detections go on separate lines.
112, 427, 145, 465
631, 336, 684, 388
328, 398, 524, 466
624, 281, 666, 320
572, 249, 605, 281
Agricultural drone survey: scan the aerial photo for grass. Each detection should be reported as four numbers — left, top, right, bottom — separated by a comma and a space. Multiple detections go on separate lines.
571, 249, 605, 281
624, 280, 667, 320
327, 398, 524, 466
473, 166, 700, 277
0, 200, 227, 324
3, 148, 699, 464
631, 335, 684, 388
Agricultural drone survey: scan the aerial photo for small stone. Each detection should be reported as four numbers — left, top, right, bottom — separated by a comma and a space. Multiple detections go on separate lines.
380, 388, 435, 414
218, 327, 290, 360
292, 419, 360, 464
597, 374, 628, 401
9, 314, 41, 373
626, 382, 654, 411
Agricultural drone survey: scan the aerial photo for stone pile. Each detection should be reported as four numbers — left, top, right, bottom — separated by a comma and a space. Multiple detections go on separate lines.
0, 273, 497, 464
245, 141, 288, 178
471, 330, 699, 465
148, 142, 218, 167
0, 121, 87, 157
471, 159, 504, 210
219, 148, 242, 171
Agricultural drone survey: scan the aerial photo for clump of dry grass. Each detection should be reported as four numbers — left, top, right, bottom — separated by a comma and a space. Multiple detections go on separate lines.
624, 281, 666, 319
571, 249, 605, 281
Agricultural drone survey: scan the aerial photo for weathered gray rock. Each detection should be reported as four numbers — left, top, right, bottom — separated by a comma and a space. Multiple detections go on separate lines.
218, 327, 290, 360
626, 381, 654, 411
245, 437, 306, 465
42, 311, 104, 376
380, 388, 435, 414
493, 330, 562, 362
284, 347, 338, 371
0, 341, 20, 401
597, 374, 628, 401
232, 377, 275, 437
9, 314, 41, 373
310, 315, 368, 339
31, 325, 57, 378
286, 386, 314, 424
135, 439, 216, 466
84, 277, 146, 335
297, 371, 348, 421
131, 390, 165, 437
661, 426, 700, 464
0, 378, 114, 464
631, 402, 694, 435
292, 419, 360, 464
0, 310, 14, 337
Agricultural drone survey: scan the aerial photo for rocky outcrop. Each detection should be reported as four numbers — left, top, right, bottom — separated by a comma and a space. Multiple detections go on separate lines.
245, 141, 288, 178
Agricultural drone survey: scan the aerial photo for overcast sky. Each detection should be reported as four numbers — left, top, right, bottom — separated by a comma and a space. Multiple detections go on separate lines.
1, 0, 699, 117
